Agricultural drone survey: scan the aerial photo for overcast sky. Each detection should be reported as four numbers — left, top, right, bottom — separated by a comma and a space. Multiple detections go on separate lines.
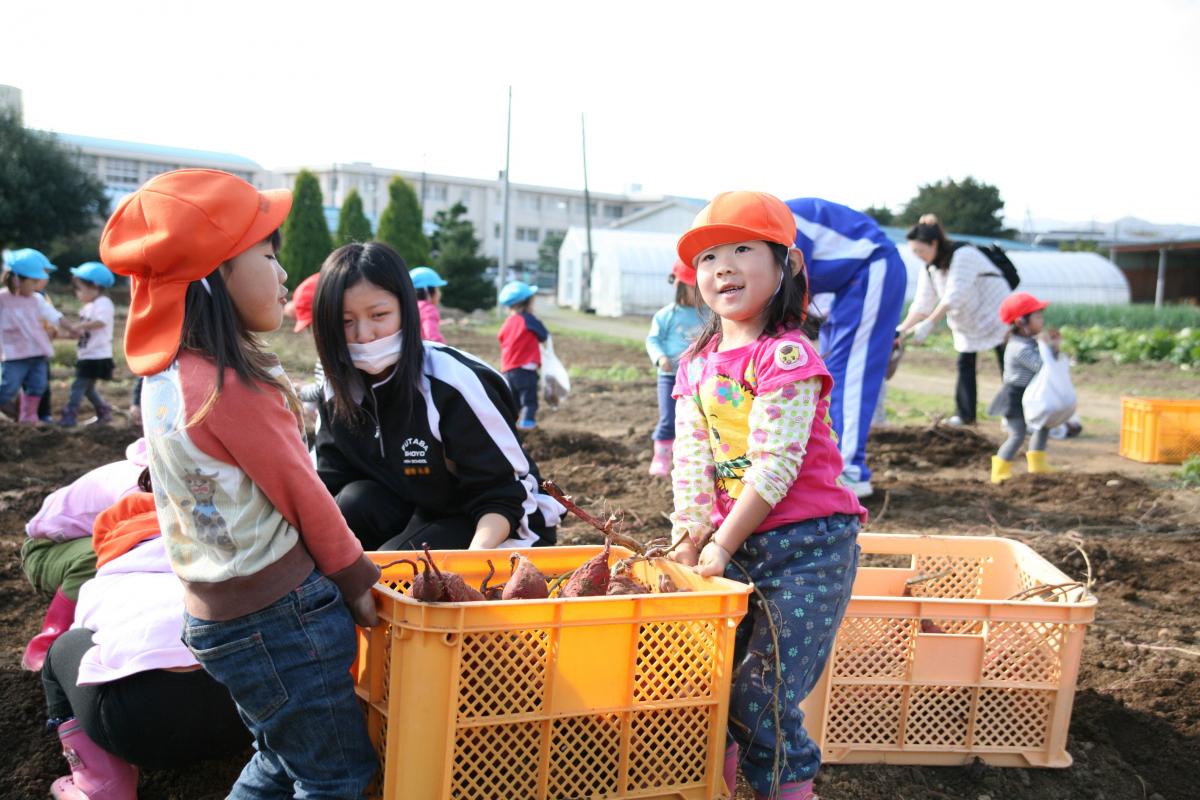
5, 0, 1198, 227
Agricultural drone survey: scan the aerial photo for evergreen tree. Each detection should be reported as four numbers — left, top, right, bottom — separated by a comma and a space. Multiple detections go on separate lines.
376, 176, 429, 265
0, 111, 108, 251
899, 176, 1015, 237
279, 169, 333, 287
335, 188, 373, 246
431, 202, 495, 312
861, 205, 895, 227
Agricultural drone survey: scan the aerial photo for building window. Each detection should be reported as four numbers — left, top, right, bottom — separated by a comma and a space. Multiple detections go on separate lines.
519, 192, 541, 211
104, 158, 142, 188
603, 204, 623, 219
494, 223, 501, 239
545, 228, 567, 241
76, 154, 98, 175
429, 184, 448, 201
515, 227, 540, 242
551, 197, 571, 213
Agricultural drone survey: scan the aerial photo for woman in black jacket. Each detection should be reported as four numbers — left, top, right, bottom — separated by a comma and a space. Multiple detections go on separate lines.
311, 242, 562, 551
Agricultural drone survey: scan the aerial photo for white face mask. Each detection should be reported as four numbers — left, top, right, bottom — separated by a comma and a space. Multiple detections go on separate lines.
347, 331, 403, 374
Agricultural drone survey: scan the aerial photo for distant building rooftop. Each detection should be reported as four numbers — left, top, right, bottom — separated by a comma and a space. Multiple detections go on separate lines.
879, 226, 1050, 251
54, 132, 262, 170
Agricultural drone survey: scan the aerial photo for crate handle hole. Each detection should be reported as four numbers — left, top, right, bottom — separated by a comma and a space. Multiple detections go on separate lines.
442, 632, 460, 646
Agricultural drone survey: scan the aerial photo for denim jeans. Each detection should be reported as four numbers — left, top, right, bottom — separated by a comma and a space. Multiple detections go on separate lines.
182, 571, 377, 799
504, 367, 539, 425
652, 372, 676, 441
0, 356, 49, 404
723, 514, 859, 795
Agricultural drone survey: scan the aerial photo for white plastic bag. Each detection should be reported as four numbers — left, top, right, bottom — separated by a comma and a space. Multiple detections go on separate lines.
539, 336, 570, 408
1023, 341, 1077, 430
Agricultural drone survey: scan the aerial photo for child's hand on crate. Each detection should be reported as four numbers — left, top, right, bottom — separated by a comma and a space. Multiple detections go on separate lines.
348, 588, 379, 627
694, 540, 734, 578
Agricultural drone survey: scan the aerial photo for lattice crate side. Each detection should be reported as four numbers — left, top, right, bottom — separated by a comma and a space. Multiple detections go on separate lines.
903, 685, 974, 748
971, 687, 1055, 751
628, 705, 712, 792
634, 618, 718, 704
825, 684, 905, 747
548, 713, 623, 799
456, 627, 550, 720
832, 614, 916, 679
451, 720, 543, 800
908, 554, 988, 600
982, 620, 1065, 685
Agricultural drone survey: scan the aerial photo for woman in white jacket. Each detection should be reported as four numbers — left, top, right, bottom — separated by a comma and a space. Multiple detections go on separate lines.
897, 214, 1011, 425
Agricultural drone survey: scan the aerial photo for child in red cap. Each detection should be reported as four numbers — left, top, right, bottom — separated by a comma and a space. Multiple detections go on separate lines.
989, 291, 1060, 482
97, 169, 379, 798
644, 260, 704, 477
670, 191, 867, 800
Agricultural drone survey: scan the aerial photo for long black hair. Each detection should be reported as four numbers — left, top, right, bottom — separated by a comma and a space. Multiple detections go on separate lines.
312, 242, 424, 425
689, 242, 814, 354
178, 230, 298, 425
906, 213, 956, 270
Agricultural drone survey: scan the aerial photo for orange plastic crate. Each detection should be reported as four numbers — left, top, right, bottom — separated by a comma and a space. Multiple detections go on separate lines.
1119, 396, 1200, 464
801, 533, 1096, 768
354, 546, 752, 800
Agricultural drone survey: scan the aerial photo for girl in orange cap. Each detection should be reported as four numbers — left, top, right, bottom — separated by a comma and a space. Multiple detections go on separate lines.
644, 260, 704, 477
99, 169, 379, 799
670, 191, 867, 800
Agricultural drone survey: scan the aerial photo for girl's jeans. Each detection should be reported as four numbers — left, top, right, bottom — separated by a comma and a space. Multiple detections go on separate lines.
182, 571, 377, 799
723, 513, 859, 795
0, 356, 49, 404
652, 372, 676, 441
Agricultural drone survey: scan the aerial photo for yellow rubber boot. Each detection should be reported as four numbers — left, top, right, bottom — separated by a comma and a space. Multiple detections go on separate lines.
990, 456, 1013, 484
1026, 450, 1055, 474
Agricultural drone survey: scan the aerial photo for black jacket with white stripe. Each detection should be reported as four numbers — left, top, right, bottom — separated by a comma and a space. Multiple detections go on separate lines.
314, 343, 560, 546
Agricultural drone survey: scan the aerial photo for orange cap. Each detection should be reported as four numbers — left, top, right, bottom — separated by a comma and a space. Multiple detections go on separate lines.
677, 191, 797, 267
671, 259, 696, 286
291, 272, 320, 332
998, 291, 1049, 325
100, 169, 292, 375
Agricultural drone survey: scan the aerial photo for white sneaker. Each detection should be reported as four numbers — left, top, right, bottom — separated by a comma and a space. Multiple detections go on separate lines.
839, 472, 874, 499
945, 415, 966, 427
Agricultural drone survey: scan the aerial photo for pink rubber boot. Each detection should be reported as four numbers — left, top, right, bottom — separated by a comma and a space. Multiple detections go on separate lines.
648, 439, 673, 478
50, 719, 138, 800
723, 742, 739, 795
19, 393, 42, 424
22, 589, 76, 671
754, 780, 817, 800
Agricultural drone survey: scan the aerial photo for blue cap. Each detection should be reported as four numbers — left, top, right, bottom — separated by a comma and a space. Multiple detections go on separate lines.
498, 280, 537, 307
410, 266, 448, 289
3, 248, 55, 280
71, 261, 116, 288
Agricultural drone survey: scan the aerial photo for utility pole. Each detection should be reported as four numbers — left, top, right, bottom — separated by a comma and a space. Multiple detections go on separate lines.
497, 86, 513, 294
581, 111, 594, 312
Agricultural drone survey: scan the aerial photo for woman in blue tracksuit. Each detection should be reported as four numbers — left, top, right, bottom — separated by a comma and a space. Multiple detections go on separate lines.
786, 197, 908, 499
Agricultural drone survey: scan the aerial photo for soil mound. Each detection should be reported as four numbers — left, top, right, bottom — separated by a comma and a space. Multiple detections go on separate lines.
1003, 471, 1156, 519
521, 427, 634, 464
0, 423, 137, 492
869, 424, 996, 469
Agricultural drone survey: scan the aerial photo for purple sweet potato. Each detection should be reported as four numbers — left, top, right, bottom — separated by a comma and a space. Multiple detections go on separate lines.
502, 553, 550, 600
559, 539, 612, 598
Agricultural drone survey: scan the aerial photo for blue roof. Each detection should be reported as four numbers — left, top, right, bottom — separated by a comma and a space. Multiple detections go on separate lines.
54, 133, 262, 170
879, 225, 1050, 251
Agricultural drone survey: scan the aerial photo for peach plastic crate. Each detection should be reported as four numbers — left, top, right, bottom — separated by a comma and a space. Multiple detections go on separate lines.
1119, 396, 1200, 464
353, 546, 752, 800
801, 533, 1095, 768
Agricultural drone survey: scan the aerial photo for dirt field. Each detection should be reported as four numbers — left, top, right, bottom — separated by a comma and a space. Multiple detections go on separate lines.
2, 320, 1198, 799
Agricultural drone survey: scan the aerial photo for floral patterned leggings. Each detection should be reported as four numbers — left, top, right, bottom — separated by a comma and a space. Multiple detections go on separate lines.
723, 513, 859, 795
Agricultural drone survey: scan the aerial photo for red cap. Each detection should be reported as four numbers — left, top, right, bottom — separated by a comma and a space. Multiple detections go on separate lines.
998, 291, 1049, 325
100, 169, 292, 375
677, 191, 796, 267
291, 273, 320, 332
671, 259, 696, 286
